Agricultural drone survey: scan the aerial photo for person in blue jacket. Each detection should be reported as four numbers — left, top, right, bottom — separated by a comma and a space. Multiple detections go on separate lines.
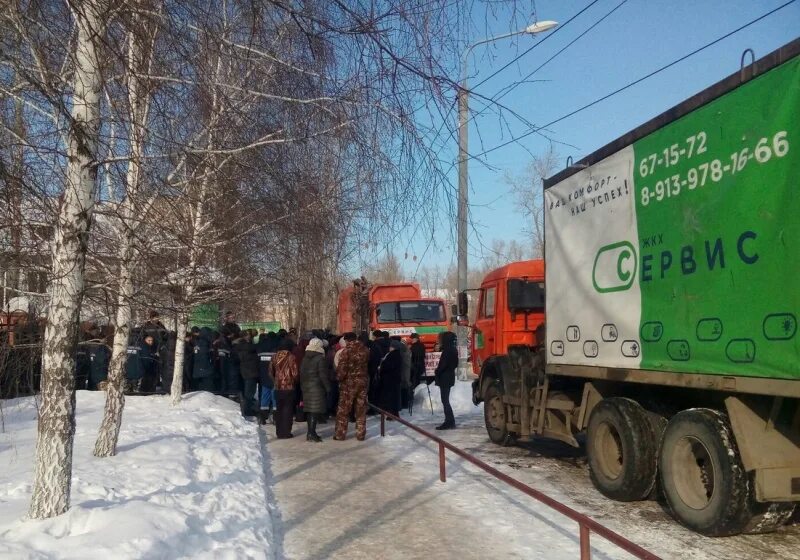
256, 331, 279, 424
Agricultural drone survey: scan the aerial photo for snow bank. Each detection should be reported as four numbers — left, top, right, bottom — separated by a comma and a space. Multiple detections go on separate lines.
411, 379, 481, 416
0, 391, 271, 559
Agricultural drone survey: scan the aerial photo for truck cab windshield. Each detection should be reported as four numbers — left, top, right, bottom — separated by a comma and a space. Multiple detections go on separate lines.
376, 301, 444, 323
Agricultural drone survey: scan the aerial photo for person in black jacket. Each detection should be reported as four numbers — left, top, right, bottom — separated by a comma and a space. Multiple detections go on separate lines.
435, 331, 458, 430
220, 311, 241, 340
182, 330, 195, 393
409, 333, 426, 389
139, 334, 160, 393
235, 330, 259, 418
160, 331, 177, 393
87, 332, 111, 390
125, 328, 143, 393
368, 331, 389, 413
216, 332, 235, 397
256, 331, 278, 424
141, 311, 167, 348
75, 327, 92, 390
192, 327, 215, 392
377, 341, 404, 417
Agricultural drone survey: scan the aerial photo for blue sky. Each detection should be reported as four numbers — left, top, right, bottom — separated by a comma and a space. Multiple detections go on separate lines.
384, 0, 799, 277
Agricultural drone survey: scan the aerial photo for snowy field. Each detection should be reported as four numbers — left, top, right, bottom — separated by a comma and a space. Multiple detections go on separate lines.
0, 392, 272, 559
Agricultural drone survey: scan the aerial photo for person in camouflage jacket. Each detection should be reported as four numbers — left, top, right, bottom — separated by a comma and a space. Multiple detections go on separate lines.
333, 333, 370, 441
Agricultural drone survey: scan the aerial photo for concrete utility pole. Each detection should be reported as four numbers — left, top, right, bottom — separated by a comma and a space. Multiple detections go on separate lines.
456, 20, 557, 378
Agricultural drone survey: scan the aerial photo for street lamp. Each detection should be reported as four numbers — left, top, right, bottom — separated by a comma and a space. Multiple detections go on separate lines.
456, 20, 557, 377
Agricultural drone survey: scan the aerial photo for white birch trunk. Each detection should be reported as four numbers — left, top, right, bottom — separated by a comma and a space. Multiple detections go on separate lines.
93, 21, 154, 458
170, 311, 189, 404
169, 52, 221, 406
29, 0, 107, 519
93, 241, 133, 457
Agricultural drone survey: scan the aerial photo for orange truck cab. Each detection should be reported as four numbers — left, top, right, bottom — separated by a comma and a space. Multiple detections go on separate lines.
470, 260, 545, 404
337, 282, 449, 351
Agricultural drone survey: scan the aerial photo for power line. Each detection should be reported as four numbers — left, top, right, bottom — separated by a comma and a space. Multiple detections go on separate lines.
401, 1, 650, 258
470, 0, 604, 91
413, 0, 617, 184
489, 0, 630, 105
470, 0, 798, 160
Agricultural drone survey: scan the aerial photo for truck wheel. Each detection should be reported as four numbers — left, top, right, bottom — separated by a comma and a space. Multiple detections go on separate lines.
484, 383, 514, 446
645, 410, 668, 501
587, 398, 657, 502
660, 408, 761, 536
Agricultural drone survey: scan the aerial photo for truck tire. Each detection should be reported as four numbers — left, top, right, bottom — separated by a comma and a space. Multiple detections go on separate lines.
645, 410, 668, 501
660, 408, 760, 536
586, 398, 657, 502
484, 383, 515, 446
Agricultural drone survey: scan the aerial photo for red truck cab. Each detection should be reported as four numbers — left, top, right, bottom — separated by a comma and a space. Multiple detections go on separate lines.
337, 282, 448, 351
470, 260, 545, 401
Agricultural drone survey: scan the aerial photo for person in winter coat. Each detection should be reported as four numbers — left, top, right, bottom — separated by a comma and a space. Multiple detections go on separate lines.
409, 333, 426, 389
434, 331, 458, 430
75, 337, 91, 391
235, 331, 260, 418
220, 311, 241, 340
271, 338, 300, 438
141, 311, 167, 348
139, 334, 160, 393
368, 331, 389, 412
334, 332, 370, 441
160, 331, 177, 393
299, 338, 331, 442
325, 335, 341, 417
393, 337, 412, 411
256, 331, 278, 424
125, 329, 143, 393
192, 327, 215, 392
183, 330, 195, 393
87, 335, 111, 390
377, 341, 404, 417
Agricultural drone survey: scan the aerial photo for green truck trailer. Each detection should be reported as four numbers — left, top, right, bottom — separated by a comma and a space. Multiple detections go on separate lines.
473, 39, 800, 537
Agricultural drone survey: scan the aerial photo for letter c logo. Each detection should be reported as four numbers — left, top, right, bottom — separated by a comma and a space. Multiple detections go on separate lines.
617, 249, 632, 281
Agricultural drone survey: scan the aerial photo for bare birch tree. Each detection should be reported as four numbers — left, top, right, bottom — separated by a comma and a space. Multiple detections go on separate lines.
27, 0, 111, 519
94, 5, 160, 457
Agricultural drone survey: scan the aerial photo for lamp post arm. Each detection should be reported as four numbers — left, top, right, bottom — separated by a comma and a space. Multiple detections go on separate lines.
460, 29, 526, 88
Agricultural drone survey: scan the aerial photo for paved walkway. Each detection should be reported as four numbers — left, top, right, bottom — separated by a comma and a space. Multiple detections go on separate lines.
262, 413, 630, 560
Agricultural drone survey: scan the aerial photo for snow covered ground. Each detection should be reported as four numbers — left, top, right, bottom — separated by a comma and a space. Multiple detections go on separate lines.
3, 383, 799, 559
408, 382, 800, 560
267, 383, 633, 560
0, 391, 272, 559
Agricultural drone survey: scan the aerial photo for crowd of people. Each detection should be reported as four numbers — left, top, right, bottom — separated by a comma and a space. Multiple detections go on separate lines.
74, 310, 461, 441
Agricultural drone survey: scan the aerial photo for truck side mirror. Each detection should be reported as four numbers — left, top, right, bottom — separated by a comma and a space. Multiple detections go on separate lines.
458, 291, 468, 317
450, 303, 458, 318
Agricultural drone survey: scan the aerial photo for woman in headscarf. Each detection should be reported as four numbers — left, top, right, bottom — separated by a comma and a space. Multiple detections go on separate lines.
299, 337, 331, 442
270, 338, 300, 438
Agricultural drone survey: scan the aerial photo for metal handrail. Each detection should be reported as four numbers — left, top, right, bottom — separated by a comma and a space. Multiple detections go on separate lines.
371, 403, 660, 560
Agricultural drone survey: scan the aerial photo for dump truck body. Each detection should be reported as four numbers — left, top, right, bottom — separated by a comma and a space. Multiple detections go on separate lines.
469, 39, 800, 536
